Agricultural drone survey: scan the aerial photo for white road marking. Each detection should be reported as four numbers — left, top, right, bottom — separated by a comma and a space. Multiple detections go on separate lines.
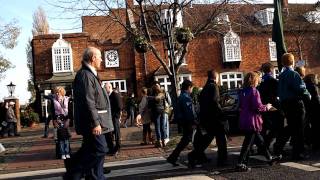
0, 156, 169, 179
280, 162, 320, 172
312, 163, 320, 167
156, 174, 214, 180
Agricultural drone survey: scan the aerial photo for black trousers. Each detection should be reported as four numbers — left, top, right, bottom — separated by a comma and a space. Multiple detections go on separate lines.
275, 99, 305, 157
189, 126, 227, 163
261, 110, 284, 150
238, 131, 272, 165
168, 123, 193, 162
64, 133, 107, 180
105, 117, 121, 153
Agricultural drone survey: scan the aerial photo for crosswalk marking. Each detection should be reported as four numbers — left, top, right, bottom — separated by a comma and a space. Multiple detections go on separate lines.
312, 163, 320, 167
156, 175, 214, 180
280, 162, 320, 172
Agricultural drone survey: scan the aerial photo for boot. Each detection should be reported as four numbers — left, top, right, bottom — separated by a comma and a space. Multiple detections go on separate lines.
147, 131, 154, 145
161, 139, 166, 147
140, 132, 147, 145
155, 140, 162, 148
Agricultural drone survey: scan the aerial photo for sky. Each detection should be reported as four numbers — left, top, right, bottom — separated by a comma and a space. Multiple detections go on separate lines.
0, 0, 318, 105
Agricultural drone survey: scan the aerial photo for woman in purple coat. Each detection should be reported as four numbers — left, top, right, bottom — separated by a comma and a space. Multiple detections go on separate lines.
236, 72, 281, 172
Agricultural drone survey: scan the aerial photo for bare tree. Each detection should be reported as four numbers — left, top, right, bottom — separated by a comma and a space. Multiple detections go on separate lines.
0, 19, 20, 79
27, 6, 50, 102
47, 0, 252, 99
32, 6, 50, 36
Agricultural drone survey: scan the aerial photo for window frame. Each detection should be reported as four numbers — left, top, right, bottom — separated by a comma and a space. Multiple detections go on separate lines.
268, 38, 277, 62
223, 31, 241, 62
51, 38, 73, 73
220, 72, 243, 89
155, 74, 192, 92
102, 80, 127, 93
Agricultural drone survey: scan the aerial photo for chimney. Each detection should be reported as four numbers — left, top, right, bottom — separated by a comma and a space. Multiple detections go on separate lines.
282, 0, 288, 9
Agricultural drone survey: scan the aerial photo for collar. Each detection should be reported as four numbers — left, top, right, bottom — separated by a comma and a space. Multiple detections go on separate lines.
83, 61, 97, 77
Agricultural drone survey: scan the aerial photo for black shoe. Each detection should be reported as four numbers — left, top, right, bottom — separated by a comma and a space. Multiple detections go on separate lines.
14, 134, 20, 137
268, 155, 282, 166
167, 157, 179, 167
235, 164, 251, 172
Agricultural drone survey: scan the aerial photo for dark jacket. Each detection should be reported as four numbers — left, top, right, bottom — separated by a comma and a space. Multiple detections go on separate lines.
73, 63, 113, 135
109, 91, 122, 120
305, 82, 320, 121
258, 73, 279, 107
199, 80, 224, 127
278, 67, 310, 102
176, 91, 197, 125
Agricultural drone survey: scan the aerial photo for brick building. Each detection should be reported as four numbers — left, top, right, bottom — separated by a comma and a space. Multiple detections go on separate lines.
32, 3, 320, 118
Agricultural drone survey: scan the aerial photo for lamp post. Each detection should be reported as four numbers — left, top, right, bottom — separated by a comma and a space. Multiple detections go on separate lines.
7, 82, 16, 97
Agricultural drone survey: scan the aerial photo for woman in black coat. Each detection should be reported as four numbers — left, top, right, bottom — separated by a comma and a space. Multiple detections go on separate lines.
304, 74, 320, 151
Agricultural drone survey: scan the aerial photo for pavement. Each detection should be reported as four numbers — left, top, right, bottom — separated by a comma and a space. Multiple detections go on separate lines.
0, 123, 244, 178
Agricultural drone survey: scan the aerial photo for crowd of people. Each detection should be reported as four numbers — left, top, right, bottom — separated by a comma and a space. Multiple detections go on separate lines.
0, 101, 20, 138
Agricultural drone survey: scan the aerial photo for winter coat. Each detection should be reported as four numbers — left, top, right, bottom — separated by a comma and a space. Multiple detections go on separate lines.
239, 87, 267, 132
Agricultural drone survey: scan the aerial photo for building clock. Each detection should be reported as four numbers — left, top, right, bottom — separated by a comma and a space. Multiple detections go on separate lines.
105, 50, 119, 67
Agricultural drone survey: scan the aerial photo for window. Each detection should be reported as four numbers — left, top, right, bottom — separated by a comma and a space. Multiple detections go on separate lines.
220, 72, 243, 89
172, 50, 186, 65
304, 11, 320, 24
255, 8, 274, 26
155, 74, 191, 92
273, 67, 280, 79
102, 80, 127, 93
269, 38, 277, 61
223, 30, 241, 62
215, 13, 230, 24
160, 9, 183, 27
52, 37, 73, 73
105, 50, 119, 68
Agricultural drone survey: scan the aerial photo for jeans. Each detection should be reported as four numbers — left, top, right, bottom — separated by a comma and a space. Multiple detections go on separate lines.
164, 114, 169, 139
59, 139, 70, 155
154, 112, 167, 141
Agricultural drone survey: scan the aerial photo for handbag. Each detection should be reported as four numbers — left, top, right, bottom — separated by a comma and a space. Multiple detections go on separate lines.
1, 121, 8, 127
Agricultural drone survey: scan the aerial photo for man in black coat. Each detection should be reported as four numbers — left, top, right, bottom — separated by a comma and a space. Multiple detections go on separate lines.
64, 47, 113, 180
188, 70, 228, 167
257, 63, 284, 151
104, 82, 122, 155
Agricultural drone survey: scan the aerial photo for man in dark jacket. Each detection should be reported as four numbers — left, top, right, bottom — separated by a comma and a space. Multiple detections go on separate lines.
276, 53, 310, 160
188, 70, 228, 167
104, 82, 122, 155
167, 80, 197, 166
257, 63, 284, 151
64, 47, 113, 180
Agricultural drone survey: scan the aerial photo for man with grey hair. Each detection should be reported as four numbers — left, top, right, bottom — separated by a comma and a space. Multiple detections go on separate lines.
64, 47, 113, 180
104, 82, 122, 155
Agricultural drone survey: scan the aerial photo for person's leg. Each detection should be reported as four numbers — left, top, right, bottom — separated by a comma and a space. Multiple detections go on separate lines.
7, 122, 14, 136
238, 132, 256, 165
164, 113, 169, 140
154, 114, 162, 146
105, 132, 114, 154
167, 124, 193, 165
43, 118, 49, 138
216, 131, 228, 165
141, 124, 147, 144
65, 139, 70, 156
113, 118, 121, 152
160, 113, 167, 146
59, 140, 66, 158
255, 132, 272, 160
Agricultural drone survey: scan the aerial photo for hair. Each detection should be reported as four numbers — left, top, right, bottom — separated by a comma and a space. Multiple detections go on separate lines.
295, 66, 306, 78
304, 74, 318, 85
243, 72, 260, 88
54, 86, 66, 96
82, 47, 99, 63
141, 87, 148, 95
261, 62, 274, 74
152, 82, 162, 94
181, 80, 193, 91
207, 69, 218, 81
282, 53, 295, 67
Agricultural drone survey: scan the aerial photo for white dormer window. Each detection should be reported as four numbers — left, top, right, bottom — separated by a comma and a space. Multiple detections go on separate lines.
223, 30, 241, 62
160, 9, 183, 27
215, 13, 230, 24
52, 37, 73, 73
304, 11, 320, 24
105, 50, 119, 68
269, 38, 277, 61
255, 8, 274, 26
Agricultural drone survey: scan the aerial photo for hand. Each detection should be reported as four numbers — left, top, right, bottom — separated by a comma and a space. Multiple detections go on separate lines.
92, 125, 102, 135
266, 103, 272, 111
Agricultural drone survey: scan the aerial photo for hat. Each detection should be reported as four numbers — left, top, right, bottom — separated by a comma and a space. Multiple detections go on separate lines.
9, 101, 15, 106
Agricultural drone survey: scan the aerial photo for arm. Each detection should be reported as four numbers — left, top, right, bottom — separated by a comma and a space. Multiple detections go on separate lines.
139, 97, 147, 115
251, 89, 267, 112
292, 73, 311, 100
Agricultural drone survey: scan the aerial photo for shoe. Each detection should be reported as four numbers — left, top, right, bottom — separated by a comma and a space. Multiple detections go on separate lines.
161, 140, 166, 147
14, 134, 20, 137
103, 168, 111, 174
167, 157, 179, 167
164, 138, 170, 145
268, 155, 282, 166
66, 154, 71, 159
235, 164, 251, 172
61, 155, 67, 160
155, 141, 162, 148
